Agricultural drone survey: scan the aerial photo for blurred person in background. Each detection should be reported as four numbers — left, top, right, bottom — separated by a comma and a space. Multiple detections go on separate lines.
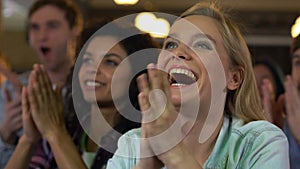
253, 58, 285, 127
0, 0, 83, 168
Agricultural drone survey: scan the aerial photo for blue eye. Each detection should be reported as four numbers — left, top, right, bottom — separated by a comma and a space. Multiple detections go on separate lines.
194, 41, 212, 50
164, 41, 178, 49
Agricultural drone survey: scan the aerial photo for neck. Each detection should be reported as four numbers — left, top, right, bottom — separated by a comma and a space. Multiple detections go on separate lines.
183, 114, 224, 165
46, 60, 73, 84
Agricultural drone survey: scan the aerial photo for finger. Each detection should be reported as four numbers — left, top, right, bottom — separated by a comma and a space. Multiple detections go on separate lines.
138, 92, 151, 114
34, 65, 47, 103
12, 113, 23, 130
137, 73, 150, 95
284, 76, 296, 115
160, 70, 172, 107
9, 73, 22, 94
276, 94, 285, 116
27, 72, 40, 114
4, 88, 12, 103
137, 74, 151, 112
147, 63, 162, 90
22, 87, 30, 117
40, 65, 53, 93
6, 95, 22, 110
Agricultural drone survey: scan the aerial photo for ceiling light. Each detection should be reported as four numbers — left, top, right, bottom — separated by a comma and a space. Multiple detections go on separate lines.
114, 0, 139, 5
291, 16, 300, 38
135, 12, 170, 38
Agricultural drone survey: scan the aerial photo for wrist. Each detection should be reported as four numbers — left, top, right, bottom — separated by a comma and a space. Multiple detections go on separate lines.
45, 126, 69, 144
0, 126, 18, 145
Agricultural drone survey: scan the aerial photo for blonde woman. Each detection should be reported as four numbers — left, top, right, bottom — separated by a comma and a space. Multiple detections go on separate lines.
107, 2, 289, 169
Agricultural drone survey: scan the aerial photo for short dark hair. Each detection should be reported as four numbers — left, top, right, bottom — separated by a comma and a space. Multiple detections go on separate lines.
28, 0, 83, 29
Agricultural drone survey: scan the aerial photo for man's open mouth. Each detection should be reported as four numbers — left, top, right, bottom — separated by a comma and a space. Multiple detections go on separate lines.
169, 68, 197, 87
41, 47, 50, 55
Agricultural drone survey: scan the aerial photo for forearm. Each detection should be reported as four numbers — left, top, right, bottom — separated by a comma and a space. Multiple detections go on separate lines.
4, 136, 36, 169
47, 129, 87, 169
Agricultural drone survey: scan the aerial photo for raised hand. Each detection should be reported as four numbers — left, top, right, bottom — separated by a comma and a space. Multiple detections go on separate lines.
136, 64, 200, 168
0, 91, 22, 144
261, 78, 275, 122
284, 75, 300, 145
27, 64, 66, 140
0, 71, 22, 144
21, 86, 41, 144
261, 78, 285, 128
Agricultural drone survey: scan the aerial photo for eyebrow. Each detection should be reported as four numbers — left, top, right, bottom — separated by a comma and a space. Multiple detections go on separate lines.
29, 20, 62, 28
167, 33, 216, 45
83, 51, 124, 60
104, 53, 124, 59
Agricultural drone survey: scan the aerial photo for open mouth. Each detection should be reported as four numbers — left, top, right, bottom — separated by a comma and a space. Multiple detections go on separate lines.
84, 80, 105, 87
169, 68, 197, 87
40, 47, 50, 55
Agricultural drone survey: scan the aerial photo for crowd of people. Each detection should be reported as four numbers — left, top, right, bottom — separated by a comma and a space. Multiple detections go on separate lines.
0, 0, 299, 169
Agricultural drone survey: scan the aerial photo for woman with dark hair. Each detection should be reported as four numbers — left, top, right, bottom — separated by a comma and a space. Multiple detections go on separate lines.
73, 20, 159, 168
253, 59, 285, 127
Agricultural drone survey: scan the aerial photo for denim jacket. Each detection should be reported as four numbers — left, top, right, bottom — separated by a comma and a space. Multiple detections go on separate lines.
107, 115, 289, 169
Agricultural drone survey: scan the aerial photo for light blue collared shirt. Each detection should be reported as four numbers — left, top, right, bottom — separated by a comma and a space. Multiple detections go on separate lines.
107, 115, 289, 169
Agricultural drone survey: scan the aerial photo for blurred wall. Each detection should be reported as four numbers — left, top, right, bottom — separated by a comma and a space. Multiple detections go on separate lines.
0, 30, 39, 73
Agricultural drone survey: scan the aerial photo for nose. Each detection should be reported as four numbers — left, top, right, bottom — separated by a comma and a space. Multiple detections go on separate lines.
173, 44, 192, 60
36, 28, 48, 42
85, 65, 99, 75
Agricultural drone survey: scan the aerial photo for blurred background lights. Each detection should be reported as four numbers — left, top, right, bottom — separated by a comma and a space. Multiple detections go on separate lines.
113, 0, 139, 5
291, 16, 300, 38
135, 12, 170, 38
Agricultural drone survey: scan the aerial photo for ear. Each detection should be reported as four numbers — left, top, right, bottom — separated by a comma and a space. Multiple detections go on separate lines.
227, 66, 244, 91
71, 25, 82, 37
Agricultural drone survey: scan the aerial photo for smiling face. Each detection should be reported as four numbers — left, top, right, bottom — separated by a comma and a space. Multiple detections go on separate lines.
158, 15, 234, 113
29, 5, 77, 71
78, 35, 131, 105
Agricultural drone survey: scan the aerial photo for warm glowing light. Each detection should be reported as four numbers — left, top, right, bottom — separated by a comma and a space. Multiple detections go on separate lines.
291, 16, 300, 38
135, 12, 170, 38
113, 0, 139, 5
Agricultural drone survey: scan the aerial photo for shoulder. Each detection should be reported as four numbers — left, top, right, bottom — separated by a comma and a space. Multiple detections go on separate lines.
117, 128, 141, 152
231, 117, 286, 139
228, 117, 289, 168
106, 128, 141, 169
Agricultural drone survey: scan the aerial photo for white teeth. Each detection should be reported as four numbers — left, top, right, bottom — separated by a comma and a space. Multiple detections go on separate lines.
86, 81, 102, 87
169, 68, 196, 81
171, 83, 186, 87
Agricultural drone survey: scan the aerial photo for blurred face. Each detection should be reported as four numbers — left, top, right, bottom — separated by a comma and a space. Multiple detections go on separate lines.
292, 49, 300, 92
78, 36, 131, 105
158, 15, 233, 113
28, 5, 76, 71
254, 64, 276, 98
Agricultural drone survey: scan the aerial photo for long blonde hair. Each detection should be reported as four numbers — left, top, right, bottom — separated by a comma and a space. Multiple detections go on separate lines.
181, 1, 264, 122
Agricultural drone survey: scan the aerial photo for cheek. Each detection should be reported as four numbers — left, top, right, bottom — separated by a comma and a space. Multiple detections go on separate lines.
78, 68, 85, 85
157, 51, 171, 69
292, 66, 300, 80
